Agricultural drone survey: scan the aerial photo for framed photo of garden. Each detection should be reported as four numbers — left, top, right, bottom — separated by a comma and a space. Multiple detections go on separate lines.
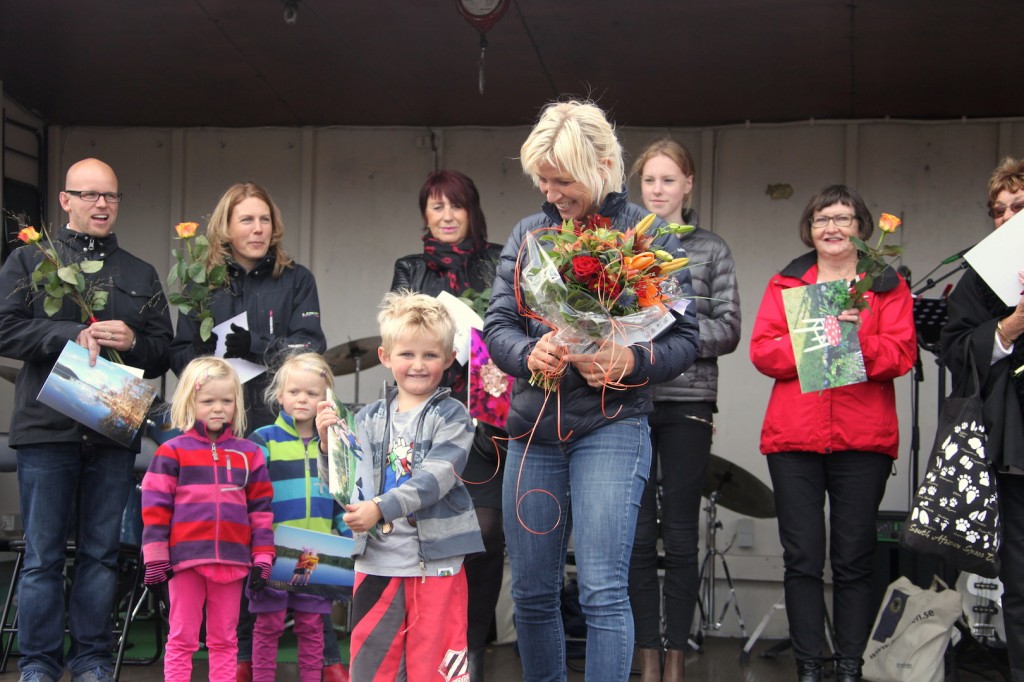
782, 281, 867, 393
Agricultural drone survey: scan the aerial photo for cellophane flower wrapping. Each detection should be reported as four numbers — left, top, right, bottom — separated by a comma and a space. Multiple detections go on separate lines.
519, 230, 690, 358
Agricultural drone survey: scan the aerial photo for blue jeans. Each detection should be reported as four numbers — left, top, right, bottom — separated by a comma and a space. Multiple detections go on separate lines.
503, 417, 651, 682
16, 443, 135, 678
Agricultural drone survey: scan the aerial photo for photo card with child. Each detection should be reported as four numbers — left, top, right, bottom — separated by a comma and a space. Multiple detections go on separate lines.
269, 525, 355, 601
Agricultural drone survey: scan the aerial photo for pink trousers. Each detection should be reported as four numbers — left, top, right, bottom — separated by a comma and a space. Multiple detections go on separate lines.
253, 609, 324, 682
164, 568, 244, 682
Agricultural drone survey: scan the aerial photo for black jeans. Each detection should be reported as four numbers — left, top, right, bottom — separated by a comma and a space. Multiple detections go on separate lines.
767, 450, 891, 663
628, 402, 713, 650
998, 472, 1024, 681
465, 505, 505, 651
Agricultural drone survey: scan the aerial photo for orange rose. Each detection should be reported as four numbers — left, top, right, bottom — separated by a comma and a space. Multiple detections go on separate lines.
878, 213, 901, 233
17, 226, 41, 244
175, 221, 199, 238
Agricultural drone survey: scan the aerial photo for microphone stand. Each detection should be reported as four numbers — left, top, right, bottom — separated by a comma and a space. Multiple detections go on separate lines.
912, 260, 969, 299
912, 258, 969, 415
904, 264, 956, 590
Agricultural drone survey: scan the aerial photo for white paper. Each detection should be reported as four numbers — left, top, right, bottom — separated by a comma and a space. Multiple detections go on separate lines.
121, 364, 145, 379
212, 313, 266, 384
436, 291, 484, 366
964, 210, 1024, 306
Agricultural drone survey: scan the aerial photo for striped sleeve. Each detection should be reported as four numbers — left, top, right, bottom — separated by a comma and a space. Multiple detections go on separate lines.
245, 444, 276, 558
141, 441, 180, 564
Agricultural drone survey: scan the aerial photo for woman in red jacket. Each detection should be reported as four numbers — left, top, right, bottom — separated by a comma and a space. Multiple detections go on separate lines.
750, 185, 916, 682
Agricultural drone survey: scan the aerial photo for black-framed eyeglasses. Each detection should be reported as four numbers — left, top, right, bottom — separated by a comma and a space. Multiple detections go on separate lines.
810, 214, 856, 229
988, 201, 1024, 219
64, 190, 123, 204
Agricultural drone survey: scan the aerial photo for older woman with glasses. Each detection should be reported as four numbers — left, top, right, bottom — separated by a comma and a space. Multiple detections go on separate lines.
750, 185, 916, 682
941, 157, 1024, 681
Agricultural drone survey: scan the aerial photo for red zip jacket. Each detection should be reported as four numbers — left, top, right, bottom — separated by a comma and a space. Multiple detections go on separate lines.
749, 252, 917, 458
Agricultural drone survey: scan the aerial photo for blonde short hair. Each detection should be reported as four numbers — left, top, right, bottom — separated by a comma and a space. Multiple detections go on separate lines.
171, 357, 246, 434
520, 99, 624, 208
263, 351, 334, 410
987, 157, 1024, 207
205, 181, 294, 278
378, 290, 456, 357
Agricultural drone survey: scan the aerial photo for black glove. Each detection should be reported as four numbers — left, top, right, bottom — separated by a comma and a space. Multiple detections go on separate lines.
144, 561, 173, 611
224, 324, 252, 359
192, 330, 218, 356
248, 562, 271, 593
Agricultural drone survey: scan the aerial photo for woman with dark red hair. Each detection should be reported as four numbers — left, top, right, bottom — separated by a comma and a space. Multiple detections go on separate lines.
390, 170, 505, 680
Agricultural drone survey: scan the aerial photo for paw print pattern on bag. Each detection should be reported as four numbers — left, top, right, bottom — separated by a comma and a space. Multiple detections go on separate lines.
907, 418, 999, 565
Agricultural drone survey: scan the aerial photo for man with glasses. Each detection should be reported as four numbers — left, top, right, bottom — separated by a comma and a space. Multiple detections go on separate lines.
0, 158, 173, 682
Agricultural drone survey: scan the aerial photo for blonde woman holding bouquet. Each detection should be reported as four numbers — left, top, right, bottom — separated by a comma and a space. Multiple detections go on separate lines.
750, 185, 915, 682
483, 100, 700, 682
628, 139, 741, 682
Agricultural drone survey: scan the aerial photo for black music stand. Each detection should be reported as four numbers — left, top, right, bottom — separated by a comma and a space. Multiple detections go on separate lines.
913, 297, 948, 355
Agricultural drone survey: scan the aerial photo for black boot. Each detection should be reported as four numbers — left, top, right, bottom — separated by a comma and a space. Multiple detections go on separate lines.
796, 658, 823, 682
467, 648, 485, 682
834, 657, 862, 682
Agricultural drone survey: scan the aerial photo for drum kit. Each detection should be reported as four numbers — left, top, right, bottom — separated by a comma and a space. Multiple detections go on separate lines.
322, 335, 382, 404
690, 454, 776, 657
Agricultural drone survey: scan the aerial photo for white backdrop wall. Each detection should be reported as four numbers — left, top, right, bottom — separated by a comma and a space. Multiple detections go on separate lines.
1, 114, 1022, 636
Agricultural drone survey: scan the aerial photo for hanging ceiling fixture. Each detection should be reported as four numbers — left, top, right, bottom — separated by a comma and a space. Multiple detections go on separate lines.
283, 0, 298, 26
455, 0, 509, 94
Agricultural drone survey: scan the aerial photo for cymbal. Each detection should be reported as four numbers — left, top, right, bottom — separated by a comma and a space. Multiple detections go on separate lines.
325, 336, 383, 376
703, 453, 776, 519
0, 366, 19, 384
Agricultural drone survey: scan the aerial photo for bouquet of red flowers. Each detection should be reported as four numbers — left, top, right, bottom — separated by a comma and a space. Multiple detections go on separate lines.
518, 213, 693, 391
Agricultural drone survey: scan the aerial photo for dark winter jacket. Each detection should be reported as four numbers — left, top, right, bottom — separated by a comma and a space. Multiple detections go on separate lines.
170, 255, 326, 431
390, 243, 503, 296
653, 209, 741, 404
483, 190, 700, 442
0, 226, 173, 451
941, 267, 1024, 470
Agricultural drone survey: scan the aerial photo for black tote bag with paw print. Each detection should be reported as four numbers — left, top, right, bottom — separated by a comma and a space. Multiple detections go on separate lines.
900, 346, 1001, 579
